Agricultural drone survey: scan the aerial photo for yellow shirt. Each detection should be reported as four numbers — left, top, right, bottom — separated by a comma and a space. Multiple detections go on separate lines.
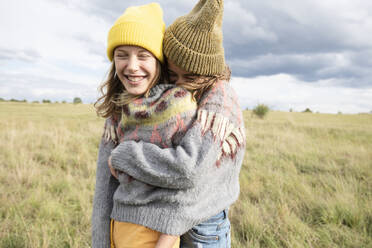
111, 219, 180, 248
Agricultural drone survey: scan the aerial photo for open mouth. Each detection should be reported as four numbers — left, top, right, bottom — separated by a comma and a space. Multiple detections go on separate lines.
125, 75, 146, 83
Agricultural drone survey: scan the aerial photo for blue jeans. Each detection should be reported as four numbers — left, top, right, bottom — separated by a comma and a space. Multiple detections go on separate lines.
180, 209, 231, 248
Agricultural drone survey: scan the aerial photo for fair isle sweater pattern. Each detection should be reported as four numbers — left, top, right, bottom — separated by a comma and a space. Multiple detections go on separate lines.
196, 80, 245, 163
102, 83, 245, 165
198, 109, 245, 164
103, 84, 197, 148
118, 85, 197, 148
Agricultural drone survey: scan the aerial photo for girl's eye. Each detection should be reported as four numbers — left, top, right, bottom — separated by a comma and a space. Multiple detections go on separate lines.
138, 53, 151, 59
115, 54, 128, 59
168, 73, 178, 84
168, 71, 176, 77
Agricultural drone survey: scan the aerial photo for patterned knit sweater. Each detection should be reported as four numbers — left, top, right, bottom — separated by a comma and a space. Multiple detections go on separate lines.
104, 83, 197, 148
105, 84, 197, 206
91, 81, 246, 247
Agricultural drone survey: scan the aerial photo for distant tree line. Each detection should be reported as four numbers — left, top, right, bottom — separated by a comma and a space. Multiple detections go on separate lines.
0, 98, 28, 102
0, 97, 83, 104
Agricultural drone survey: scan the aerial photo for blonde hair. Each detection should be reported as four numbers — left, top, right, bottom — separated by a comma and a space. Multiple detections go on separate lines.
176, 66, 231, 103
94, 59, 164, 119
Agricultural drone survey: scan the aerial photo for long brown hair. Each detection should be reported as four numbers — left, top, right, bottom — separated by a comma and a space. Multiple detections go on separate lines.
94, 59, 165, 119
176, 66, 231, 103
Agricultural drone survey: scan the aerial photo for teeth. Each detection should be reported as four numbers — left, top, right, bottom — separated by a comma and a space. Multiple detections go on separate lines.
127, 76, 144, 82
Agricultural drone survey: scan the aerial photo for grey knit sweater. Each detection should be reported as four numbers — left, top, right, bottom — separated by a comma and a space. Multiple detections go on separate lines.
91, 81, 245, 247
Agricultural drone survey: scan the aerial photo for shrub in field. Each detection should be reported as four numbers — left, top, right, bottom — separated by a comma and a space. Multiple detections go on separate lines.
303, 108, 312, 113
73, 97, 82, 104
42, 99, 51, 103
253, 104, 269, 119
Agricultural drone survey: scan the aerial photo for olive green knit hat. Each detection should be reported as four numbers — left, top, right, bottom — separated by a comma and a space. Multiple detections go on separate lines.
163, 0, 225, 76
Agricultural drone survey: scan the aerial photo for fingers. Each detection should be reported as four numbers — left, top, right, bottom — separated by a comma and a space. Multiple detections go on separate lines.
108, 156, 118, 179
110, 166, 118, 179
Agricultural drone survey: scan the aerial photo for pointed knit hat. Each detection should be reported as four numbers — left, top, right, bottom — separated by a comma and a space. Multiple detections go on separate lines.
107, 3, 165, 62
163, 0, 225, 76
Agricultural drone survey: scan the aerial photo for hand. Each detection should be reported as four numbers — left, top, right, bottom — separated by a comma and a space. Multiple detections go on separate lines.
108, 156, 118, 179
155, 234, 179, 248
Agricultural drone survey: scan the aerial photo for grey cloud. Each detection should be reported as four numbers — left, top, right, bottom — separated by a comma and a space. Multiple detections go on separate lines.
50, 0, 372, 88
0, 47, 42, 63
229, 49, 372, 87
0, 72, 98, 103
222, 0, 372, 87
1, 72, 84, 89
223, 1, 370, 57
51, 0, 197, 25
72, 33, 106, 61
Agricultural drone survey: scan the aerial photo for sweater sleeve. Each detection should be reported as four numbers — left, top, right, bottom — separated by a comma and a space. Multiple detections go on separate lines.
110, 81, 245, 189
91, 137, 119, 248
111, 122, 219, 189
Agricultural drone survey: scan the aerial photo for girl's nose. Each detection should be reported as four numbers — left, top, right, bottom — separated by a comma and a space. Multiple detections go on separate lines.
126, 56, 139, 72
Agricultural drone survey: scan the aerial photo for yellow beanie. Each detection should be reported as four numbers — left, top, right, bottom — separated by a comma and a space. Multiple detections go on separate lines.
163, 0, 225, 75
107, 3, 165, 62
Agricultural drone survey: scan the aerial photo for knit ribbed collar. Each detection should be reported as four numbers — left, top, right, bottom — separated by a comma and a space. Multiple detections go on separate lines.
145, 83, 176, 100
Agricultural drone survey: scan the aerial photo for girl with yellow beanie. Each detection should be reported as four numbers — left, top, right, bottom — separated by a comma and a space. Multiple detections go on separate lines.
92, 3, 188, 248
92, 0, 245, 247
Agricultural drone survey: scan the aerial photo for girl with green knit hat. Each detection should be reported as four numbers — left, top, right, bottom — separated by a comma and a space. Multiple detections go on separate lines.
92, 0, 245, 247
159, 2, 245, 246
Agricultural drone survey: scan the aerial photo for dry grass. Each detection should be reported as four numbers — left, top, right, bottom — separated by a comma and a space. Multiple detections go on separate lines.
0, 103, 101, 248
0, 102, 371, 247
231, 111, 372, 247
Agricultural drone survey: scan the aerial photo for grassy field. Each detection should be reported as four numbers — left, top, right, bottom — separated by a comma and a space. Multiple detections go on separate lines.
0, 102, 371, 247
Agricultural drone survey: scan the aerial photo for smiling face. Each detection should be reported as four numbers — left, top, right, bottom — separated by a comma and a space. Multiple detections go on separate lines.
114, 45, 158, 96
167, 60, 198, 85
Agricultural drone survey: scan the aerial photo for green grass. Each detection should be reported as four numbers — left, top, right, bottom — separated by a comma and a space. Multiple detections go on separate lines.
0, 102, 371, 247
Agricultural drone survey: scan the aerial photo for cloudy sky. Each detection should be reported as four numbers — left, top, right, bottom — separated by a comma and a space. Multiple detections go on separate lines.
1, 0, 372, 113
